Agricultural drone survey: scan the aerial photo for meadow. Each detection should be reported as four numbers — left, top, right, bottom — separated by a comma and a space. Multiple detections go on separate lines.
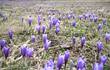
0, 0, 110, 70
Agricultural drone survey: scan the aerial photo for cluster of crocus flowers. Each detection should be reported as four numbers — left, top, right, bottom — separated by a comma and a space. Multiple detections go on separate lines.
8, 30, 13, 39
93, 55, 107, 70
0, 39, 10, 59
42, 34, 51, 51
93, 62, 103, 70
20, 44, 33, 58
57, 50, 70, 70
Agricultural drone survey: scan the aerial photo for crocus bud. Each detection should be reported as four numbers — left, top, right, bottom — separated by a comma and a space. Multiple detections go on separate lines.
42, 25, 46, 34
26, 48, 33, 57
2, 47, 10, 59
28, 16, 33, 26
20, 44, 27, 57
8, 30, 13, 39
100, 55, 107, 65
68, 14, 72, 19
52, 18, 58, 25
42, 34, 47, 43
90, 16, 94, 22
94, 17, 98, 23
64, 50, 70, 64
35, 25, 40, 34
98, 24, 103, 31
31, 35, 35, 43
44, 59, 54, 70
79, 15, 83, 20
0, 39, 7, 49
77, 57, 85, 70
84, 14, 89, 20
43, 39, 51, 51
105, 33, 110, 43
55, 27, 60, 34
57, 55, 64, 70
97, 41, 103, 53
38, 15, 41, 25
81, 36, 86, 47
102, 18, 106, 24
72, 21, 76, 27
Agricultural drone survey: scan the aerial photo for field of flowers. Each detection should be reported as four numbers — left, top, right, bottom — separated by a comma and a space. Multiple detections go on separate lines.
0, 0, 110, 70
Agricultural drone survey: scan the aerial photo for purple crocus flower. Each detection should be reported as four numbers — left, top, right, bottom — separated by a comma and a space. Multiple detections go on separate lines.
94, 16, 98, 23
93, 62, 99, 70
44, 59, 54, 70
97, 41, 103, 53
105, 33, 110, 43
99, 63, 104, 70
55, 22, 60, 28
77, 57, 85, 70
8, 30, 13, 39
26, 48, 33, 57
81, 36, 86, 47
31, 35, 35, 43
55, 27, 60, 34
2, 47, 10, 59
79, 15, 83, 20
52, 18, 58, 25
28, 16, 33, 26
98, 24, 103, 31
35, 25, 40, 34
84, 14, 89, 20
93, 62, 104, 70
90, 16, 94, 22
38, 15, 41, 25
102, 18, 106, 24
20, 44, 27, 57
64, 50, 70, 64
72, 21, 76, 27
67, 14, 72, 19
0, 39, 7, 49
42, 34, 48, 43
100, 55, 107, 64
42, 25, 46, 34
57, 55, 64, 70
43, 39, 51, 51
